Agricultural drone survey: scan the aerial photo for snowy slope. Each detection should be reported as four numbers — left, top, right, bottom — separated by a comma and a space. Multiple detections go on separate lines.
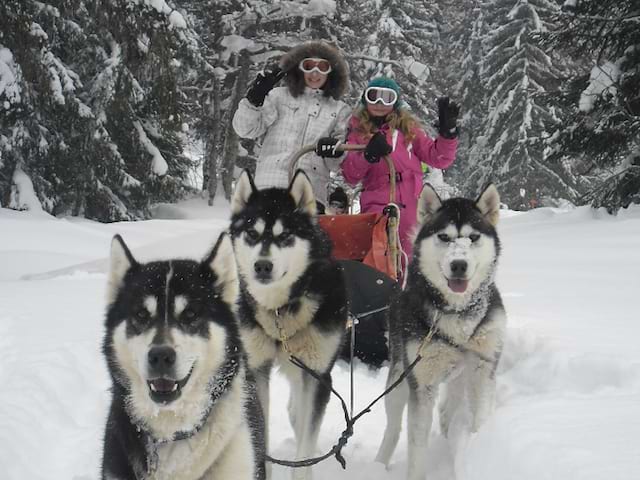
1, 199, 639, 480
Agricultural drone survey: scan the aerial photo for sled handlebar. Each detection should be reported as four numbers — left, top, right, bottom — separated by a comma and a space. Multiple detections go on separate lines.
287, 143, 401, 281
287, 144, 396, 203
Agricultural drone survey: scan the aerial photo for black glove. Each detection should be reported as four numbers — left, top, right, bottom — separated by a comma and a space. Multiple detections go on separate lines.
246, 66, 285, 107
364, 132, 393, 163
315, 137, 343, 158
436, 96, 460, 139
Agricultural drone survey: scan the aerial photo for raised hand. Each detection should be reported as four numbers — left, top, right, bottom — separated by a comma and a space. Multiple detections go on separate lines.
245, 66, 286, 107
437, 97, 460, 139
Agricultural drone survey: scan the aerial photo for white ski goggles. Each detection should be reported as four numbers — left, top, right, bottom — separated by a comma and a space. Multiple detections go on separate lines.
364, 86, 398, 106
299, 58, 332, 75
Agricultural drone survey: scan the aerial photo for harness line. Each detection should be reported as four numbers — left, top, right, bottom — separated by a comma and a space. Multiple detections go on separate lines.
266, 310, 441, 470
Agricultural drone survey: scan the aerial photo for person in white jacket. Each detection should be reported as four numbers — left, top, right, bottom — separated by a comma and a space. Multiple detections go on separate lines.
232, 40, 351, 212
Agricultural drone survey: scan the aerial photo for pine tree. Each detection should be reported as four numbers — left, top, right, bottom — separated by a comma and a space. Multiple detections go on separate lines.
466, 0, 578, 209
361, 0, 441, 121
545, 0, 640, 212
444, 0, 488, 191
0, 0, 201, 221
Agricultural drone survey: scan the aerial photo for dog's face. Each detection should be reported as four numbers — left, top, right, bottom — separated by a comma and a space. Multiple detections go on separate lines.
414, 184, 501, 306
104, 232, 239, 432
229, 170, 324, 308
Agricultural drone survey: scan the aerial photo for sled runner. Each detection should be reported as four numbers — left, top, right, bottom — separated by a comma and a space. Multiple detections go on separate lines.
288, 144, 403, 367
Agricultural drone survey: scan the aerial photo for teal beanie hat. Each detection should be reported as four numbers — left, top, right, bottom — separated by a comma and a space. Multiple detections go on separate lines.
361, 76, 401, 108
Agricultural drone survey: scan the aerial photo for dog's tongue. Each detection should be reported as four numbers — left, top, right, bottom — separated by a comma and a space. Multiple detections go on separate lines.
151, 378, 177, 393
448, 278, 469, 293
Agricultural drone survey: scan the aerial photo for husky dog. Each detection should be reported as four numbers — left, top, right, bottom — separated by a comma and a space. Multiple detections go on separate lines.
101, 233, 265, 480
375, 184, 506, 480
229, 170, 348, 480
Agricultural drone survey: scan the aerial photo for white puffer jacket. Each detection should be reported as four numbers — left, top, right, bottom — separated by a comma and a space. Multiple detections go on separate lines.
233, 86, 351, 206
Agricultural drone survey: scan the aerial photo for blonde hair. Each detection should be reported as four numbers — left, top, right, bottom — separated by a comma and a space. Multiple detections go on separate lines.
355, 107, 420, 143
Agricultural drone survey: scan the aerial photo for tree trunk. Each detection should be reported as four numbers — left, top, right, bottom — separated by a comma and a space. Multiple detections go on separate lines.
207, 76, 221, 206
221, 54, 250, 201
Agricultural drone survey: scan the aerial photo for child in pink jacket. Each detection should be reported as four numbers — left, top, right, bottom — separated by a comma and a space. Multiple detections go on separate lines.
341, 76, 459, 258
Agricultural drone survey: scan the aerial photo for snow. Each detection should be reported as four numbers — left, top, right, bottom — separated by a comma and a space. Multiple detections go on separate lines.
9, 167, 43, 213
1, 199, 640, 480
0, 48, 21, 105
579, 62, 621, 112
134, 120, 168, 176
307, 0, 337, 17
144, 0, 187, 29
220, 35, 257, 62
404, 58, 430, 83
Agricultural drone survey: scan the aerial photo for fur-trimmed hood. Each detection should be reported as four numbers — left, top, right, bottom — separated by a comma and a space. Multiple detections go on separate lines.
279, 41, 350, 100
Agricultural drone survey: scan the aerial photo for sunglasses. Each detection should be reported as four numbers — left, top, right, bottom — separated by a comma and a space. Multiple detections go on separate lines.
364, 87, 398, 106
299, 58, 332, 75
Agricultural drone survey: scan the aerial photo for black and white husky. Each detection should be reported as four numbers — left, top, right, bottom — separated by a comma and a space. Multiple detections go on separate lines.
101, 232, 265, 480
375, 184, 507, 480
229, 170, 348, 480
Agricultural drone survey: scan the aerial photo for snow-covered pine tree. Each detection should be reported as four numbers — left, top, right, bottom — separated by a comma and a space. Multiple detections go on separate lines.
443, 0, 488, 191
0, 0, 200, 221
545, 0, 640, 212
88, 0, 201, 219
467, 0, 577, 209
1, 0, 95, 213
361, 0, 441, 121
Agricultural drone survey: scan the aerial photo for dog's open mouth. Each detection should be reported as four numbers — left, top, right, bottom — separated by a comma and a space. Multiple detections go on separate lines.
255, 270, 287, 285
147, 369, 193, 404
447, 278, 469, 293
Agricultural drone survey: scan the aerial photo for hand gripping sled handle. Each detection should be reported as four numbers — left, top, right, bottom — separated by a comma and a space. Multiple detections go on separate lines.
287, 144, 396, 202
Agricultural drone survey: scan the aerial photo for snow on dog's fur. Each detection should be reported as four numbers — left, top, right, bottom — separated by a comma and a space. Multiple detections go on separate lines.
376, 184, 507, 480
101, 232, 265, 480
229, 170, 348, 480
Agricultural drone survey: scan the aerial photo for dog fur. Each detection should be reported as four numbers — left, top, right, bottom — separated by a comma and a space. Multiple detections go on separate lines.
375, 184, 507, 480
101, 233, 265, 480
229, 170, 348, 480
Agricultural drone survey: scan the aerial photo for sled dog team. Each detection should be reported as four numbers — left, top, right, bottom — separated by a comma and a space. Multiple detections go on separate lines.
101, 170, 506, 480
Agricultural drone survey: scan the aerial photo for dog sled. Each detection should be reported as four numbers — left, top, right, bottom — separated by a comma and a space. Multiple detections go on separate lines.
289, 144, 403, 368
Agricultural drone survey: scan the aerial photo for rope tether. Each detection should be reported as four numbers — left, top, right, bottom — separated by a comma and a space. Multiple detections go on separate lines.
266, 311, 441, 470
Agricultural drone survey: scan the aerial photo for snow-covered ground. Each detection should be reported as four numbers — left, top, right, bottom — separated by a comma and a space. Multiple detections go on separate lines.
1, 197, 639, 480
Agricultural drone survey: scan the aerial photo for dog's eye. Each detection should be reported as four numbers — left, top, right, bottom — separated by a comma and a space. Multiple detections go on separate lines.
469, 233, 481, 243
278, 231, 291, 242
246, 229, 260, 241
437, 233, 451, 243
182, 308, 197, 322
132, 309, 151, 327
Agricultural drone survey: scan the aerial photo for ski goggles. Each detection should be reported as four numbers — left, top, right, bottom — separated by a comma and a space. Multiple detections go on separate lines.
299, 58, 332, 75
364, 86, 398, 106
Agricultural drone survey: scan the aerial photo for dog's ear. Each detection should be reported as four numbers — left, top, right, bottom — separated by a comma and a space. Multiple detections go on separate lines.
417, 183, 442, 224
289, 169, 316, 216
231, 170, 256, 215
107, 235, 137, 305
476, 183, 500, 226
205, 231, 238, 307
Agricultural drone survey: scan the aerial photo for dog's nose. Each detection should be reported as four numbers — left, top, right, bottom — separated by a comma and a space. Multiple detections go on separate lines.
148, 346, 176, 373
254, 260, 273, 278
450, 260, 468, 277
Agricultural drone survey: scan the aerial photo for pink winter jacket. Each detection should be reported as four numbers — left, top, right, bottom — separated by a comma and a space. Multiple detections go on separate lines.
341, 116, 458, 256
